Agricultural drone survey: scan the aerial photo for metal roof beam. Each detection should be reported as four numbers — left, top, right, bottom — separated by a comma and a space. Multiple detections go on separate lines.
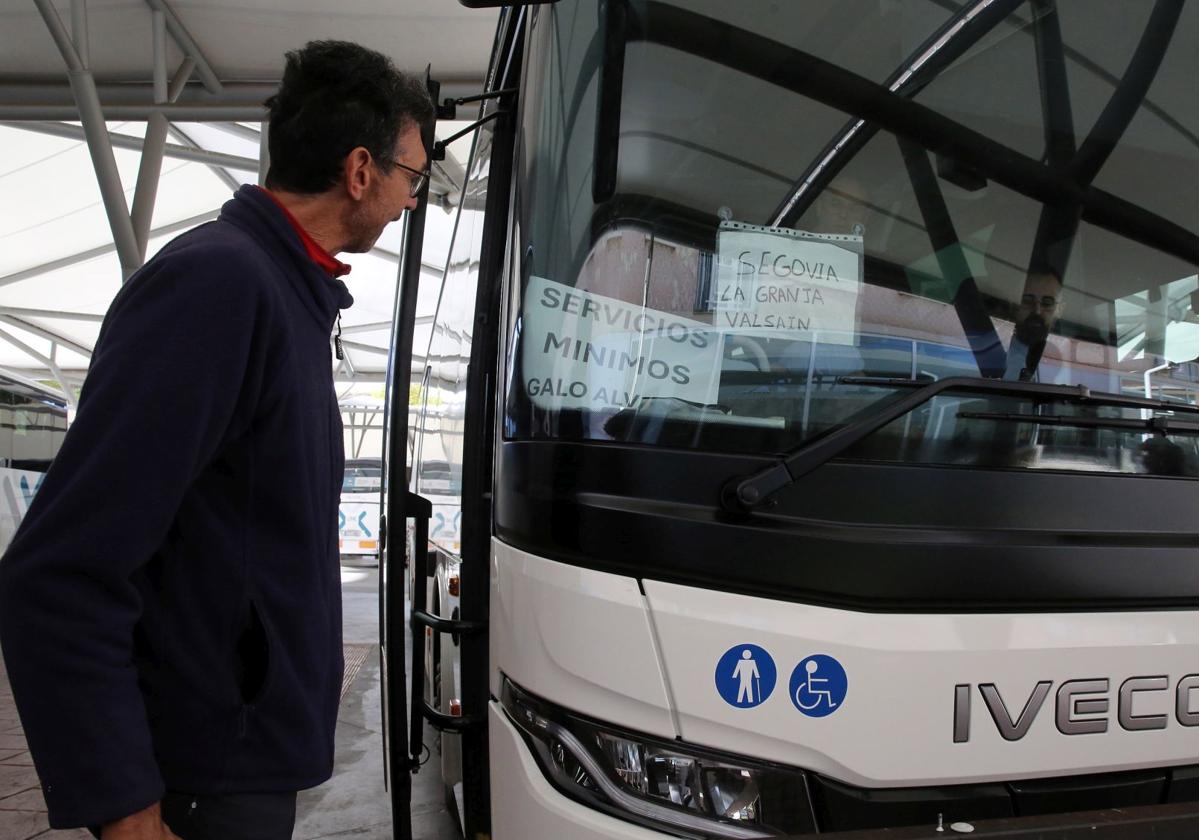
210, 121, 261, 142
0, 81, 276, 106
0, 315, 94, 359
3, 366, 87, 380
369, 247, 447, 276
333, 372, 385, 384
340, 321, 393, 336
0, 104, 265, 121
0, 307, 103, 323
167, 124, 241, 191
0, 78, 486, 114
0, 209, 219, 289
1, 122, 257, 173
142, 0, 222, 95
0, 327, 76, 405
340, 340, 389, 356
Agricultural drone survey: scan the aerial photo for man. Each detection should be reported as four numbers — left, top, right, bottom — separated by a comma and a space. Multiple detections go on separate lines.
0, 41, 432, 839
1004, 270, 1064, 381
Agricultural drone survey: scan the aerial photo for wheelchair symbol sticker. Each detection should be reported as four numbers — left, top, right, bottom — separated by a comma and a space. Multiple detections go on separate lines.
714, 644, 777, 709
790, 654, 847, 717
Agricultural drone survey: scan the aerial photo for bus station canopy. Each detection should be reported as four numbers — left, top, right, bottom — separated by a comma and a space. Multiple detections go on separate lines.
0, 0, 496, 405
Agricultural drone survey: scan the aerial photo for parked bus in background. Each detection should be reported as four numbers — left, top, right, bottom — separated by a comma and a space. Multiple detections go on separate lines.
0, 373, 68, 554
383, 1, 1199, 838
339, 457, 382, 564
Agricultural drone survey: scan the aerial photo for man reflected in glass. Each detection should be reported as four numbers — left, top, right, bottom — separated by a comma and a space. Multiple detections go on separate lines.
1005, 270, 1063, 381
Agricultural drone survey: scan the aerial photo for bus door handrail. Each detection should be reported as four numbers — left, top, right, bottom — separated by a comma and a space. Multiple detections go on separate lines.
407, 493, 486, 765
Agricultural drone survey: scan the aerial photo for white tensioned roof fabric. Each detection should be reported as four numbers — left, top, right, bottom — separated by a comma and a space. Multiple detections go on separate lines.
0, 0, 497, 403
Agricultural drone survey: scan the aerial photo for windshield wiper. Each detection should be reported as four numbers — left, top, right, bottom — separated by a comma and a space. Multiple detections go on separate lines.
721, 375, 1199, 512
958, 410, 1199, 436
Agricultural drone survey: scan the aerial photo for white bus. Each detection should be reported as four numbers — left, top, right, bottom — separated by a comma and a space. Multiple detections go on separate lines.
0, 373, 68, 555
382, 1, 1199, 837
339, 458, 382, 562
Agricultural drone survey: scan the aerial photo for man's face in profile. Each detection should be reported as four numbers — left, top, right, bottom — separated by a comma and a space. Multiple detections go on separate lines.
1015, 271, 1063, 346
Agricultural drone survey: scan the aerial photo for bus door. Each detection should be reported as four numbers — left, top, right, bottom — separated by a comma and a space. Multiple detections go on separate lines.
382, 6, 526, 838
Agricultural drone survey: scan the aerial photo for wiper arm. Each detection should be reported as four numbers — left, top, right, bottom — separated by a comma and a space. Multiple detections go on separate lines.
721, 376, 1199, 512
958, 410, 1199, 436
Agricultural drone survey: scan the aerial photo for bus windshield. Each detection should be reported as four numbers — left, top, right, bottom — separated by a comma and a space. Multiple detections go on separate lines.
505, 0, 1199, 476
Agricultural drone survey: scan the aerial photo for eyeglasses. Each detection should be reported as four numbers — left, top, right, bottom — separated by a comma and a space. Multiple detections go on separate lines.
1020, 294, 1058, 309
388, 159, 431, 198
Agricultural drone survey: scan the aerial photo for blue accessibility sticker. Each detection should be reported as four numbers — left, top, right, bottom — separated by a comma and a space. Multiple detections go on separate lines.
714, 644, 776, 709
790, 654, 848, 717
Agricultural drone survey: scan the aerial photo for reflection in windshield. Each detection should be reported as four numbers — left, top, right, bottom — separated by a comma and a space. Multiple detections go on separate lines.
507, 0, 1199, 477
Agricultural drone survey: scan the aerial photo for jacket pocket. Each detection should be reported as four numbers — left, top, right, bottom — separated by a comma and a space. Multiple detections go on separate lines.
233, 600, 272, 706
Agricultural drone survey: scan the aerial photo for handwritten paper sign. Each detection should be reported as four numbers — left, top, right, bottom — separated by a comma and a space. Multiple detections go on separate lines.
713, 221, 862, 343
522, 276, 722, 410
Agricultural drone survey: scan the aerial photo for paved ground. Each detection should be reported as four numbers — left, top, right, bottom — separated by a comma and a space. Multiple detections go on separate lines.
0, 566, 459, 840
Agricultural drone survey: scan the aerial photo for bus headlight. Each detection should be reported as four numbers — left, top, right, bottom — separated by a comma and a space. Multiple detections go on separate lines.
501, 678, 813, 838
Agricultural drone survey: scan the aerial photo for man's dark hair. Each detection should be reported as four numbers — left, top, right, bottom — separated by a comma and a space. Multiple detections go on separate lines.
264, 40, 434, 194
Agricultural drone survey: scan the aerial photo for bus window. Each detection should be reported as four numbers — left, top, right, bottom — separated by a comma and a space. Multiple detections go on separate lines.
506, 0, 1199, 479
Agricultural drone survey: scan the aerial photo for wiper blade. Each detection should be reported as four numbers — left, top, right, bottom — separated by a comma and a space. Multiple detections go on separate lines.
837, 376, 1199, 414
721, 376, 1199, 512
958, 411, 1199, 436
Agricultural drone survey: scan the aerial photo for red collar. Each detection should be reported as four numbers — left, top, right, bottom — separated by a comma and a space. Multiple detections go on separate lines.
256, 186, 352, 278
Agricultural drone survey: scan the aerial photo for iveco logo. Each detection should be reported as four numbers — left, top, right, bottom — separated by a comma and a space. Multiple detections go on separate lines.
952, 675, 1199, 742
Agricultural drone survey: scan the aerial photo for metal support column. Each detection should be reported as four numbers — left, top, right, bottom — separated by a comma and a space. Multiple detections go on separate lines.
47, 345, 77, 409
70, 0, 89, 68
131, 10, 171, 262
34, 0, 142, 280
258, 120, 270, 186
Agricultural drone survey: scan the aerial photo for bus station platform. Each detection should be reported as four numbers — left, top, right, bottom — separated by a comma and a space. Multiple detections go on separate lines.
0, 568, 458, 840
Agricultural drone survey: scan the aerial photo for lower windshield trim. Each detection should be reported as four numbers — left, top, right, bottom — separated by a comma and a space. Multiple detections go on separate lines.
495, 440, 1199, 613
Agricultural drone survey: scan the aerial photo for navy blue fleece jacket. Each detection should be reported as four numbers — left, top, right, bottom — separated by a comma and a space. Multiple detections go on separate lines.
0, 185, 353, 828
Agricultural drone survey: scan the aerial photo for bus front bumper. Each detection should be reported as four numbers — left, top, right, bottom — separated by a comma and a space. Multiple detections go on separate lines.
490, 700, 1199, 839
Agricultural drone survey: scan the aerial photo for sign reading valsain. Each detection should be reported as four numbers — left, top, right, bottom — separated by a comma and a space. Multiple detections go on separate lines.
713, 221, 862, 343
522, 276, 722, 410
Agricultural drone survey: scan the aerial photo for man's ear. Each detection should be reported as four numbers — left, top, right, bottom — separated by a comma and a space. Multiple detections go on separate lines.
343, 147, 374, 201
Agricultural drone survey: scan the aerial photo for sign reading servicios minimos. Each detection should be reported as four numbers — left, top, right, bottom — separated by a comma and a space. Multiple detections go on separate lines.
522, 275, 722, 411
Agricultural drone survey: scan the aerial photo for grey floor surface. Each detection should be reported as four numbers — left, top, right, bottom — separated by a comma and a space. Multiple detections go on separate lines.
0, 565, 459, 840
